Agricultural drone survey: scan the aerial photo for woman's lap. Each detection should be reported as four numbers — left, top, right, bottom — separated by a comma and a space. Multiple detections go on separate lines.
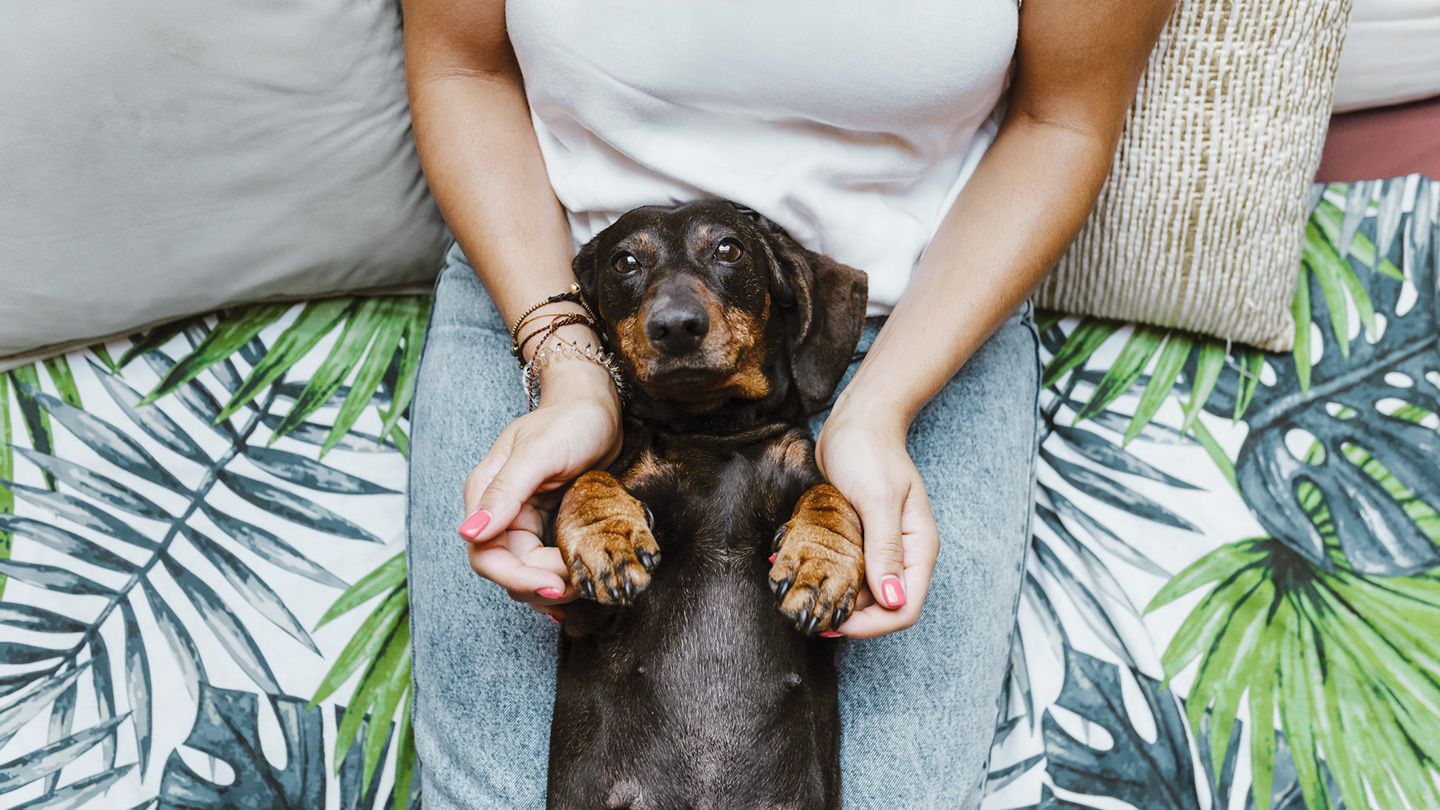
407, 244, 1040, 808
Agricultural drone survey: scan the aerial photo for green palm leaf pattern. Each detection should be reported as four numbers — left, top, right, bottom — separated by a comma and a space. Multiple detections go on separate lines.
991, 178, 1440, 810
127, 296, 429, 456
1148, 537, 1440, 810
1, 357, 82, 597
310, 561, 413, 796
1040, 185, 1406, 439
1, 302, 420, 808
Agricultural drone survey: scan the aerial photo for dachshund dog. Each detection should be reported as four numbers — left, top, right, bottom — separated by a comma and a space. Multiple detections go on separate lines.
546, 200, 869, 810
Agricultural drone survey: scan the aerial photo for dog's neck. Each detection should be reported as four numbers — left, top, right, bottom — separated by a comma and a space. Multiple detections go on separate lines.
625, 385, 805, 444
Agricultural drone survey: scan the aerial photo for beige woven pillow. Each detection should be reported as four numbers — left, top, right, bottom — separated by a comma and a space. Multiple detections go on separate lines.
1034, 0, 1352, 352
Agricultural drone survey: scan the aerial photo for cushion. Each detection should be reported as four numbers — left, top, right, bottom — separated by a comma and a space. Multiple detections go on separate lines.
1033, 0, 1352, 352
1332, 0, 1440, 112
0, 0, 448, 368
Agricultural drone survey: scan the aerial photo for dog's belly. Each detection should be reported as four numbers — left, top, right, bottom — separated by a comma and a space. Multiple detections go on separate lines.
549, 563, 840, 810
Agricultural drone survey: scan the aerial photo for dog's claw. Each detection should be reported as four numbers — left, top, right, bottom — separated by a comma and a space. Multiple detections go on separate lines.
832, 605, 850, 629
623, 578, 636, 600
637, 549, 658, 571
608, 585, 625, 603
799, 611, 819, 636
578, 579, 596, 600
643, 503, 655, 529
771, 524, 787, 552
773, 577, 792, 599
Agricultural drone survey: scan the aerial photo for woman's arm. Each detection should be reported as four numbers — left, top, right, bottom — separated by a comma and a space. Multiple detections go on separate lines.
404, 0, 617, 612
406, 0, 581, 327
821, 0, 1176, 637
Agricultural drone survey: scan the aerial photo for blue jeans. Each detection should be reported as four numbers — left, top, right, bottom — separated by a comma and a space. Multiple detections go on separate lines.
407, 243, 1041, 808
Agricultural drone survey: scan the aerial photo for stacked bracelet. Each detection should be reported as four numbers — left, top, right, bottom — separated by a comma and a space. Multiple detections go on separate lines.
515, 312, 596, 360
510, 284, 623, 409
521, 339, 626, 411
508, 282, 599, 358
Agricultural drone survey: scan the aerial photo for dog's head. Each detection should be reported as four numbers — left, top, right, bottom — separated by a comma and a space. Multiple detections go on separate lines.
572, 200, 868, 415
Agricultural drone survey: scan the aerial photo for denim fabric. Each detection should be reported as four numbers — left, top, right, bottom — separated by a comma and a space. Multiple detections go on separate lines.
406, 242, 1041, 809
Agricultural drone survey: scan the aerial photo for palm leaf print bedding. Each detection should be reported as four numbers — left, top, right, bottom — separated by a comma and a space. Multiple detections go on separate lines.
1, 177, 1436, 809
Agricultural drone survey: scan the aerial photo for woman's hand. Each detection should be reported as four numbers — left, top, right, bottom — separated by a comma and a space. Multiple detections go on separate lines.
459, 359, 622, 619
814, 403, 939, 639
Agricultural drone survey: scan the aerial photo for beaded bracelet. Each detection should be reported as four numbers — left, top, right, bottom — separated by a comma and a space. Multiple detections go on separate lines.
508, 282, 599, 357
521, 339, 626, 411
515, 312, 597, 364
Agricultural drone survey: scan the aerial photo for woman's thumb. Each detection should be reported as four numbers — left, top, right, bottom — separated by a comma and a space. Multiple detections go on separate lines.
854, 493, 907, 610
465, 454, 550, 543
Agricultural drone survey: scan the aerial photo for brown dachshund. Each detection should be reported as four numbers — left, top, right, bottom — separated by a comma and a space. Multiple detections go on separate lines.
545, 200, 869, 810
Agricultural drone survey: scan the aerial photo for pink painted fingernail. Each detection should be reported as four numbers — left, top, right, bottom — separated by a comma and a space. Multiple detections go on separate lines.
819, 630, 844, 638
458, 509, 491, 539
767, 553, 777, 564
537, 587, 565, 599
880, 575, 906, 609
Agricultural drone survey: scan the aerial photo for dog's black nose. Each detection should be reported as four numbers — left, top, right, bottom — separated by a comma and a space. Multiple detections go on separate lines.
645, 303, 709, 355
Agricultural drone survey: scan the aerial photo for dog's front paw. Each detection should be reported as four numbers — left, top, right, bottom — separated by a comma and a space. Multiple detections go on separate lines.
556, 471, 660, 606
769, 483, 864, 635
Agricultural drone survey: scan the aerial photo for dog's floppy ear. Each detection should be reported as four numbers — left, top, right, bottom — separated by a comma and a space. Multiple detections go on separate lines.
570, 237, 601, 306
747, 212, 868, 413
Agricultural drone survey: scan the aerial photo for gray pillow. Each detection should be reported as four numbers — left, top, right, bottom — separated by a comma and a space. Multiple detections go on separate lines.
0, 0, 448, 365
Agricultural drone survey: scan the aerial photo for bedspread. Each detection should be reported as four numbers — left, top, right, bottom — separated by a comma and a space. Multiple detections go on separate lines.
1, 177, 1437, 809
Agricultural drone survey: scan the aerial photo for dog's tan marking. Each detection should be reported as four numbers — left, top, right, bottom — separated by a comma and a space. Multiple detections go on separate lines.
769, 484, 864, 634
688, 222, 721, 257
620, 450, 671, 489
615, 311, 661, 381
694, 283, 735, 367
556, 471, 660, 606
626, 231, 662, 256
715, 302, 770, 399
764, 431, 811, 473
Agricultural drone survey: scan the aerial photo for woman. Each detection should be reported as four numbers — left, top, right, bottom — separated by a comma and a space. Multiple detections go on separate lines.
401, 1, 1171, 806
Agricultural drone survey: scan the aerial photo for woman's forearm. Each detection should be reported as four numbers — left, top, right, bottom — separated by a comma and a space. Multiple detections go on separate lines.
835, 116, 1116, 428
409, 72, 577, 326
404, 0, 606, 385
836, 0, 1174, 430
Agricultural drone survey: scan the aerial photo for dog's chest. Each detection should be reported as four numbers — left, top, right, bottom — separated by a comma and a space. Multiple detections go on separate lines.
638, 442, 794, 565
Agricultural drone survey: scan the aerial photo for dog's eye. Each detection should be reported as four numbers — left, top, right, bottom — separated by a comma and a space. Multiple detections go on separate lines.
713, 238, 744, 264
611, 252, 641, 275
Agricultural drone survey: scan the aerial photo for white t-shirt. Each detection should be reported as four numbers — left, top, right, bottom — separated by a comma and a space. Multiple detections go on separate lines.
507, 1, 1020, 312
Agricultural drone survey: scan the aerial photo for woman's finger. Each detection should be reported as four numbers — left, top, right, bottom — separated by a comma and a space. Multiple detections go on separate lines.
510, 501, 547, 540
460, 430, 515, 539
520, 544, 575, 602
895, 480, 939, 604
501, 504, 574, 596
468, 436, 561, 544
832, 563, 925, 638
468, 538, 569, 596
520, 543, 571, 580
512, 582, 574, 608
528, 602, 566, 624
835, 481, 938, 638
850, 481, 909, 611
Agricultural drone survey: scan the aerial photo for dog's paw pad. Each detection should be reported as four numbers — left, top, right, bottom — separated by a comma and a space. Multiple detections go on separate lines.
768, 521, 863, 635
560, 511, 660, 607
